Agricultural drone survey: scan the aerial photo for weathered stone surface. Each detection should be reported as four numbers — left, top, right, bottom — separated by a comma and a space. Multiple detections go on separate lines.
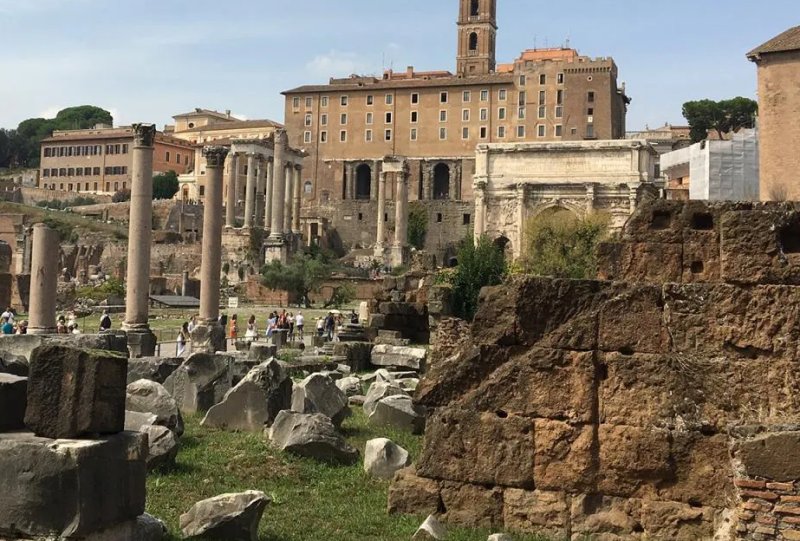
412, 514, 447, 540
180, 490, 269, 541
162, 353, 231, 414
368, 395, 426, 434
248, 343, 277, 362
0, 333, 128, 364
84, 513, 167, 541
487, 535, 514, 541
570, 494, 644, 539
335, 375, 363, 397
417, 409, 534, 488
291, 372, 350, 427
387, 467, 441, 516
0, 373, 26, 431
141, 424, 178, 471
202, 360, 292, 432
371, 344, 426, 370
363, 381, 408, 417
597, 284, 666, 354
533, 419, 595, 492
269, 411, 358, 465
503, 489, 569, 540
0, 431, 146, 539
25, 345, 127, 439
364, 438, 411, 480
596, 241, 683, 284
124, 410, 158, 432
736, 432, 800, 482
440, 482, 504, 529
0, 352, 28, 376
126, 379, 184, 436
597, 425, 672, 498
126, 357, 182, 385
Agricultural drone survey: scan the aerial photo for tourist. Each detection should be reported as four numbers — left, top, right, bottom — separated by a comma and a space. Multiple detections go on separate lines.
67, 324, 80, 335
1, 316, 12, 335
99, 309, 112, 332
245, 315, 258, 343
56, 315, 67, 334
177, 322, 189, 356
324, 312, 335, 341
350, 310, 359, 324
187, 315, 198, 334
287, 312, 295, 342
1, 307, 13, 324
16, 320, 27, 335
229, 314, 239, 340
295, 311, 305, 340
316, 316, 325, 337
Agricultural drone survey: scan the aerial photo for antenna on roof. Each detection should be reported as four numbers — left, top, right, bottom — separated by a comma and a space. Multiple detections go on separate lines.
533, 35, 537, 50
565, 34, 571, 49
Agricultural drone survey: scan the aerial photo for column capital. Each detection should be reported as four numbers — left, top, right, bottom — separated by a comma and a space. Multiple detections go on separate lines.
132, 123, 156, 148
273, 128, 287, 145
294, 163, 303, 171
203, 146, 229, 167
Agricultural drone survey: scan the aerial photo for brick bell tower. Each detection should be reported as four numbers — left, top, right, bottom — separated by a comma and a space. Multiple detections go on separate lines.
457, 0, 497, 76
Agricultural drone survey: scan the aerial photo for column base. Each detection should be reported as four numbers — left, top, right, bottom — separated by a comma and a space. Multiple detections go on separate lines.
190, 323, 226, 354
374, 243, 386, 260
390, 244, 410, 268
27, 327, 57, 336
264, 237, 289, 265
123, 327, 157, 358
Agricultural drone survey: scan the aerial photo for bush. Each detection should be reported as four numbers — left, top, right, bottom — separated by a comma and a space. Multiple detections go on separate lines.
153, 170, 179, 200
450, 235, 507, 321
112, 189, 131, 203
36, 196, 97, 210
522, 210, 610, 279
75, 277, 125, 302
407, 203, 428, 250
325, 282, 356, 309
41, 217, 78, 243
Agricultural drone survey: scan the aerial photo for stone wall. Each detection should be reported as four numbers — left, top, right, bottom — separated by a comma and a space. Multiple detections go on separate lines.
391, 200, 800, 539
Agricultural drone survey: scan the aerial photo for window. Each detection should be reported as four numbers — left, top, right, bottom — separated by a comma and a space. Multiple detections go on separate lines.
436, 213, 443, 223
321, 96, 329, 107
480, 108, 488, 121
462, 109, 470, 122
340, 113, 347, 125
94, 182, 98, 191
411, 93, 419, 104
365, 129, 373, 142
410, 128, 418, 141
539, 90, 546, 105
166, 151, 170, 162
480, 126, 487, 139
340, 130, 347, 142
462, 127, 470, 139
537, 125, 546, 137
365, 112, 372, 125
76, 167, 83, 176
385, 94, 393, 105
303, 131, 312, 143
67, 167, 74, 176
439, 127, 447, 140
321, 113, 328, 126
93, 167, 100, 175
341, 95, 349, 106
305, 97, 313, 108
555, 106, 563, 118
320, 131, 328, 143
304, 181, 312, 194
519, 75, 526, 86
480, 89, 489, 101
555, 125, 563, 137
538, 106, 546, 119
292, 97, 300, 108
385, 112, 393, 124
385, 129, 393, 141
439, 110, 447, 122
469, 32, 478, 51
517, 125, 526, 138
586, 124, 595, 138
498, 126, 506, 138
557, 73, 564, 84
304, 114, 312, 127
470, 0, 479, 16
366, 95, 374, 106
199, 186, 205, 197
59, 168, 66, 176
440, 92, 448, 103
588, 91, 595, 103
557, 90, 564, 105
499, 89, 507, 101
463, 214, 471, 225
410, 111, 418, 123
43, 169, 50, 177
587, 108, 594, 116
51, 168, 58, 177
185, 155, 189, 165
498, 107, 506, 120
518, 107, 526, 119
463, 90, 471, 102
539, 74, 546, 85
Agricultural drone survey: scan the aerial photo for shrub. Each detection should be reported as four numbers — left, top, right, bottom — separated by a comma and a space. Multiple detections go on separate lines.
450, 235, 507, 321
407, 203, 428, 250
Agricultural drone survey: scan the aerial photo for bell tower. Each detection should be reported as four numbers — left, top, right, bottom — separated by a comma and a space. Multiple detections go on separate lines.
457, 0, 497, 76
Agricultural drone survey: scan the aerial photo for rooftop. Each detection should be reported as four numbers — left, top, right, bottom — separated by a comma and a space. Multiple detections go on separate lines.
283, 72, 514, 95
177, 119, 283, 134
748, 25, 800, 59
172, 108, 233, 120
42, 127, 192, 146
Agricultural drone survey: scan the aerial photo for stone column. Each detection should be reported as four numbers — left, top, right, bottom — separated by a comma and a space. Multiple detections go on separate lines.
371, 161, 380, 200
192, 146, 228, 353
514, 184, 526, 260
225, 153, 238, 228
243, 153, 257, 228
283, 162, 293, 235
474, 181, 487, 243
181, 270, 190, 297
123, 123, 157, 357
421, 162, 432, 201
292, 165, 302, 234
391, 169, 409, 267
374, 171, 387, 258
628, 184, 639, 214
586, 183, 596, 214
264, 158, 274, 232
27, 224, 58, 335
255, 157, 266, 226
269, 130, 287, 241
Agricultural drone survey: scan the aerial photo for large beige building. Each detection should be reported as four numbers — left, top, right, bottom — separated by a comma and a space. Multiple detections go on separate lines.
748, 26, 800, 201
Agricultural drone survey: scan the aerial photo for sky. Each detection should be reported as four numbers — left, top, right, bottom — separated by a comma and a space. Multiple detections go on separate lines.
0, 0, 796, 132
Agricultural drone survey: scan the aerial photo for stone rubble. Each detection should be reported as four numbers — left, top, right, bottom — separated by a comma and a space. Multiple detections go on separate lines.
368, 395, 426, 435
180, 490, 269, 541
364, 438, 411, 480
126, 379, 184, 436
291, 372, 351, 427
0, 373, 26, 431
363, 381, 409, 417
269, 410, 359, 465
412, 514, 448, 540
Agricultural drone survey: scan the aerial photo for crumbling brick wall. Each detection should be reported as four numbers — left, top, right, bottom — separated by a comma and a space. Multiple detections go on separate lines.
391, 200, 800, 540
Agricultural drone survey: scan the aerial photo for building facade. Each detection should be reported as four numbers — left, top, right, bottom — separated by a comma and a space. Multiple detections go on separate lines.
39, 126, 194, 194
748, 26, 800, 201
474, 140, 657, 259
282, 0, 630, 255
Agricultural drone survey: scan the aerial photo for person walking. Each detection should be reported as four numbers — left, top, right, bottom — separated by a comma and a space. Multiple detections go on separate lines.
177, 322, 189, 356
316, 316, 325, 338
99, 309, 112, 332
295, 311, 305, 341
229, 314, 239, 340
245, 315, 258, 343
324, 312, 335, 341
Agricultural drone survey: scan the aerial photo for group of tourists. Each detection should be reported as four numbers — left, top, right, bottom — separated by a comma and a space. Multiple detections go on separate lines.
227, 310, 305, 343
1, 307, 27, 335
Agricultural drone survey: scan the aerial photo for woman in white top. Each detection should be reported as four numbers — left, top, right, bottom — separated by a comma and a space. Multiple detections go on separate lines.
245, 315, 258, 343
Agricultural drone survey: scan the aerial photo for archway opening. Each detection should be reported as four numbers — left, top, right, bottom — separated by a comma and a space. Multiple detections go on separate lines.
355, 164, 372, 200
470, 0, 479, 16
469, 32, 479, 51
493, 235, 512, 260
433, 163, 451, 200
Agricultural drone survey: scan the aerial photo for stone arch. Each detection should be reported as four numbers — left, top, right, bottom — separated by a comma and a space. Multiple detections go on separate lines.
469, 32, 479, 51
493, 235, 512, 259
531, 201, 585, 221
433, 163, 451, 200
355, 163, 372, 200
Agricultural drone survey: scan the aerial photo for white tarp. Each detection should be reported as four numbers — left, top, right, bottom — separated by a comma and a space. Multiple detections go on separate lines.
687, 129, 759, 201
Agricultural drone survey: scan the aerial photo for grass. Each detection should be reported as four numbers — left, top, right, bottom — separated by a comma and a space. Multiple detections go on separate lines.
146, 410, 544, 541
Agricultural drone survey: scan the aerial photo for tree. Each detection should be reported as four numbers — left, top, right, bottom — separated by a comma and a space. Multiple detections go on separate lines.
325, 282, 356, 309
153, 170, 179, 200
407, 203, 428, 250
523, 210, 609, 279
682, 97, 758, 143
112, 188, 131, 203
450, 235, 507, 321
260, 254, 330, 307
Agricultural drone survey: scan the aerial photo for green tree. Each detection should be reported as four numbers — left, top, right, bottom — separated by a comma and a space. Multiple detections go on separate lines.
682, 97, 758, 143
407, 203, 428, 250
153, 170, 179, 200
112, 188, 131, 203
523, 210, 609, 279
260, 253, 330, 307
450, 235, 507, 321
325, 282, 356, 309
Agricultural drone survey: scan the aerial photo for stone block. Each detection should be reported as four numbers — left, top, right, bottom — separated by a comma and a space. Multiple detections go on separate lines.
659, 432, 733, 508
682, 240, 721, 283
163, 353, 231, 414
125, 329, 157, 358
371, 344, 427, 370
597, 425, 672, 498
25, 345, 127, 439
533, 419, 595, 492
570, 494, 644, 539
0, 373, 26, 431
417, 408, 534, 489
640, 500, 717, 540
0, 431, 146, 539
291, 372, 350, 427
268, 411, 359, 465
736, 432, 800, 482
126, 357, 182, 385
621, 199, 692, 244
596, 241, 683, 284
502, 489, 569, 540
368, 395, 426, 434
387, 467, 441, 517
597, 284, 666, 354
180, 490, 269, 541
440, 482, 504, 529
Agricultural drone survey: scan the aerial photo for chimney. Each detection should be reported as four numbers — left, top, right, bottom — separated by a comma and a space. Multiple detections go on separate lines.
406, 66, 414, 78
225, 110, 231, 118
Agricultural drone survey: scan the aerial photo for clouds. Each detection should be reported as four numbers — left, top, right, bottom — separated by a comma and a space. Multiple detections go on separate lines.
305, 50, 374, 79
